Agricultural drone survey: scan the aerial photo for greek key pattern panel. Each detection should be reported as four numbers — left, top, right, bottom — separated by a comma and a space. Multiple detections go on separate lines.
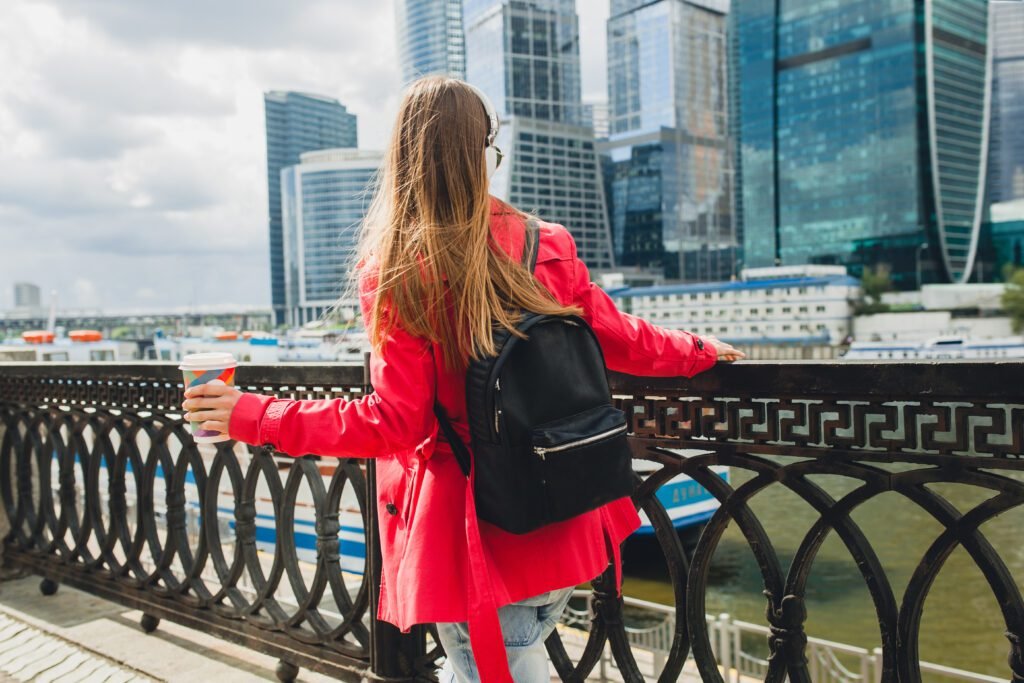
614, 396, 1024, 460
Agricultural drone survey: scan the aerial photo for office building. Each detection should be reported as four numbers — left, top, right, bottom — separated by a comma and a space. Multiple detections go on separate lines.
265, 91, 358, 326
988, 1, 1024, 204
985, 199, 1024, 275
396, 0, 466, 83
280, 149, 382, 327
604, 0, 736, 282
464, 0, 615, 269
612, 265, 859, 347
732, 0, 993, 288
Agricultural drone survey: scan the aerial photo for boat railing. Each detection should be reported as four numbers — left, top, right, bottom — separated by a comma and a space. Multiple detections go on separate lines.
2, 360, 1023, 682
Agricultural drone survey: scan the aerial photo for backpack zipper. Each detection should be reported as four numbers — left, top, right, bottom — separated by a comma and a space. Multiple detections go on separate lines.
493, 378, 502, 435
533, 424, 627, 460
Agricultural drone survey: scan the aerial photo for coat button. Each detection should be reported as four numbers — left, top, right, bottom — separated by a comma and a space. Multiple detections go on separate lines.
696, 338, 705, 351
385, 503, 398, 516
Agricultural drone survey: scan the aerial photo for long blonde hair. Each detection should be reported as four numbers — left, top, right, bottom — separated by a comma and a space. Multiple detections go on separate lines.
357, 76, 579, 371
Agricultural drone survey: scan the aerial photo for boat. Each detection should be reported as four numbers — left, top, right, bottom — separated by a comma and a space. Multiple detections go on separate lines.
0, 330, 120, 362
54, 446, 723, 575
842, 336, 1024, 360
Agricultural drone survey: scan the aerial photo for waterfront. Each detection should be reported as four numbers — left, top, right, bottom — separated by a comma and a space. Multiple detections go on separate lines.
624, 459, 1024, 677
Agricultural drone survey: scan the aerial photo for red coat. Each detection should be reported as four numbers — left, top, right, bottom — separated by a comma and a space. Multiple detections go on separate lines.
228, 198, 717, 681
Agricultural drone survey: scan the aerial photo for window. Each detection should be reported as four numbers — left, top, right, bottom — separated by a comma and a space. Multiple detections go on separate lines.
816, 306, 826, 313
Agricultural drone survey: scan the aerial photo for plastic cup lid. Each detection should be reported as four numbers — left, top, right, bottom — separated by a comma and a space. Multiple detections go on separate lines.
179, 352, 238, 370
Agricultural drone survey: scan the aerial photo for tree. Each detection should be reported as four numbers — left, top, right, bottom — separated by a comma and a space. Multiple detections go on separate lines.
1003, 268, 1024, 333
856, 265, 893, 315
861, 264, 893, 304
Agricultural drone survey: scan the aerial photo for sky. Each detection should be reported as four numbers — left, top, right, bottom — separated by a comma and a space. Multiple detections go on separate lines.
0, 0, 611, 313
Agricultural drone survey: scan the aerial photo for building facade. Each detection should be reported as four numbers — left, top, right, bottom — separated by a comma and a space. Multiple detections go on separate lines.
395, 0, 466, 83
280, 149, 382, 327
13, 283, 41, 310
603, 0, 736, 282
732, 0, 993, 289
265, 92, 358, 326
986, 199, 1024, 275
612, 265, 859, 346
464, 0, 615, 269
988, 0, 1024, 205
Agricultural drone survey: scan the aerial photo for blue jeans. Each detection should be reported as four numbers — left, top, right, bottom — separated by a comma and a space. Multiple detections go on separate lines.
436, 587, 575, 682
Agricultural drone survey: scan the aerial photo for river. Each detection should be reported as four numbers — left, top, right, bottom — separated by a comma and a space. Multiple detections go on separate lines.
623, 463, 1024, 678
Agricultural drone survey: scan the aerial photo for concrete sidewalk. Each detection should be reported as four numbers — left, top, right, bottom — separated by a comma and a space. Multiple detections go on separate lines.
0, 576, 335, 683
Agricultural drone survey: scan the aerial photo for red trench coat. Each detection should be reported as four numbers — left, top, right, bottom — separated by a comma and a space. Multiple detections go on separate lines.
228, 198, 718, 681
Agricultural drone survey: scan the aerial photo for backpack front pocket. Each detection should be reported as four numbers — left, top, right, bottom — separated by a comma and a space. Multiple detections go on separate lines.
531, 405, 635, 523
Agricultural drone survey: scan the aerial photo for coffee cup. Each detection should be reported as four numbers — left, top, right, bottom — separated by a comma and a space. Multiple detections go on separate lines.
179, 352, 238, 443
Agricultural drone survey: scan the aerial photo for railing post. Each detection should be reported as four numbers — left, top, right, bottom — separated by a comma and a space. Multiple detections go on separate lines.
718, 613, 734, 683
872, 647, 884, 683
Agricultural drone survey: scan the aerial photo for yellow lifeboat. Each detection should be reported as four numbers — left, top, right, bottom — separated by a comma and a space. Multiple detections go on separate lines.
69, 330, 103, 342
22, 330, 55, 344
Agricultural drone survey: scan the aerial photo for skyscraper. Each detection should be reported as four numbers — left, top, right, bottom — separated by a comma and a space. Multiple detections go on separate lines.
280, 149, 382, 326
604, 0, 735, 282
464, 0, 615, 269
265, 92, 357, 326
732, 0, 993, 288
988, 1, 1024, 204
396, 0, 466, 83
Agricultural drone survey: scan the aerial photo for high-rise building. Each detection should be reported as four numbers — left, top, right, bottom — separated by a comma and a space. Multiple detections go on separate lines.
603, 0, 736, 282
464, 0, 615, 269
265, 92, 357, 326
988, 1, 1024, 205
732, 0, 993, 288
396, 0, 466, 83
280, 149, 382, 327
13, 283, 41, 310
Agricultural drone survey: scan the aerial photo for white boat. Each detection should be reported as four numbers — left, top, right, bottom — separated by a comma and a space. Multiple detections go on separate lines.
147, 328, 370, 364
60, 447, 722, 577
842, 336, 1024, 360
0, 330, 120, 362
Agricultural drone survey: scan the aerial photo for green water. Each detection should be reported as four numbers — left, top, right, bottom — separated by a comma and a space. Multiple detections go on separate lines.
623, 463, 1024, 678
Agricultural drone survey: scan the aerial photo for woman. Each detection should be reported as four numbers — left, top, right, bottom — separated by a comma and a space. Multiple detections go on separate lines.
182, 77, 744, 682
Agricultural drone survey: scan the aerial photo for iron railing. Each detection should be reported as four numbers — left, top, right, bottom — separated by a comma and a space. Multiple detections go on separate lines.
1, 361, 1023, 682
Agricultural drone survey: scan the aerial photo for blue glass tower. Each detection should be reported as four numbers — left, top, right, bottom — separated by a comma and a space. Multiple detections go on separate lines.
988, 1, 1024, 205
604, 0, 735, 282
732, 0, 993, 287
396, 0, 466, 83
280, 150, 382, 326
265, 92, 357, 326
464, 0, 615, 269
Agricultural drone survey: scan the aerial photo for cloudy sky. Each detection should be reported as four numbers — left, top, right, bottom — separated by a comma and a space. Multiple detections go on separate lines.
0, 0, 610, 313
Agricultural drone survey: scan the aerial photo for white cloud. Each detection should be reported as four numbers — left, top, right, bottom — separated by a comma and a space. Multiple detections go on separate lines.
0, 0, 609, 312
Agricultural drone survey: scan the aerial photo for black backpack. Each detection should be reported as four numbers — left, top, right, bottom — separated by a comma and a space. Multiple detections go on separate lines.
435, 220, 634, 534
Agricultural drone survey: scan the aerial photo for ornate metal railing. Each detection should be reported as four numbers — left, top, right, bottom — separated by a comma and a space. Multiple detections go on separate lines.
1, 361, 1023, 682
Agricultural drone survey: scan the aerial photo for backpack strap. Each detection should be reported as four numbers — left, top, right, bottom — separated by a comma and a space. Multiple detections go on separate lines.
434, 403, 471, 478
523, 218, 540, 272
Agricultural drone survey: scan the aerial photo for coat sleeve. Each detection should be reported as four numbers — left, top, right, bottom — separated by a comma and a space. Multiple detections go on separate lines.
228, 278, 438, 459
564, 229, 717, 378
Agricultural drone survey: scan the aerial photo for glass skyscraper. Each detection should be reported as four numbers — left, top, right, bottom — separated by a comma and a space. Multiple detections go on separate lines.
732, 0, 993, 288
265, 92, 357, 326
988, 1, 1024, 204
280, 149, 382, 327
603, 0, 736, 282
396, 0, 466, 83
464, 0, 615, 269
